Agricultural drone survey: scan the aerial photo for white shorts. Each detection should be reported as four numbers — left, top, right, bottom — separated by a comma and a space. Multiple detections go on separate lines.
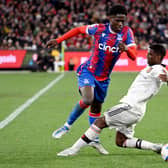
104, 103, 141, 138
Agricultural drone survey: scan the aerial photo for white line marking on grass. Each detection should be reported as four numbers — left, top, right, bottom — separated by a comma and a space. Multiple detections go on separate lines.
0, 73, 64, 129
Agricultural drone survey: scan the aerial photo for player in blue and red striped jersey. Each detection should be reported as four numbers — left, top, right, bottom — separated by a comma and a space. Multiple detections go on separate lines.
46, 5, 137, 154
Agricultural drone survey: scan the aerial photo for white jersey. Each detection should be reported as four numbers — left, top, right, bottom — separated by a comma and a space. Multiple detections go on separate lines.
120, 64, 167, 116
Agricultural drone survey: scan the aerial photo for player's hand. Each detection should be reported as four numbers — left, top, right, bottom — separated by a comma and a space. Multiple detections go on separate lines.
159, 73, 168, 82
46, 39, 58, 48
118, 42, 128, 52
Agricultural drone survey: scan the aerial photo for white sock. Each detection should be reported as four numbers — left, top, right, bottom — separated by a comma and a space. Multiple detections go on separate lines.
85, 124, 101, 140
123, 138, 138, 148
71, 124, 101, 150
72, 138, 87, 149
124, 138, 161, 152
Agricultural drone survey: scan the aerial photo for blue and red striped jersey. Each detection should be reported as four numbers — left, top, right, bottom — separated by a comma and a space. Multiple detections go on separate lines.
77, 23, 136, 81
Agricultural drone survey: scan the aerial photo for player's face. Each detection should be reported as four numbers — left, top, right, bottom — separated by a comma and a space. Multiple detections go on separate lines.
147, 48, 161, 66
110, 14, 126, 33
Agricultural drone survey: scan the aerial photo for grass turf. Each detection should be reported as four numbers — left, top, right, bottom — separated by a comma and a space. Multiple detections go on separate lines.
0, 72, 167, 168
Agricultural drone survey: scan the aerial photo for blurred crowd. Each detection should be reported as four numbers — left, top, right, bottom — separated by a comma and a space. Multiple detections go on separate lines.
0, 0, 168, 51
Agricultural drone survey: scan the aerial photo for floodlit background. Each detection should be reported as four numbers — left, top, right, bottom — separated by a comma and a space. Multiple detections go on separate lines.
0, 1, 168, 168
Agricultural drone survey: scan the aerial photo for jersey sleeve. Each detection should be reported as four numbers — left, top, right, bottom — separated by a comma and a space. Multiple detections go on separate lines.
125, 28, 136, 47
126, 45, 137, 60
150, 65, 168, 82
86, 24, 99, 35
56, 26, 87, 43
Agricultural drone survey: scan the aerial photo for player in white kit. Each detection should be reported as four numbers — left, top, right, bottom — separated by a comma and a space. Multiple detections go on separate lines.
57, 44, 168, 156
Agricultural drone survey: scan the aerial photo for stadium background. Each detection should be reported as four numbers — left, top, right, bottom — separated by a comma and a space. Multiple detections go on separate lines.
0, 1, 168, 168
0, 0, 168, 71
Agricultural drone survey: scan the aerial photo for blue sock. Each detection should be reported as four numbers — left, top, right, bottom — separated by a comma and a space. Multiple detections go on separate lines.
89, 116, 97, 125
66, 100, 89, 125
88, 111, 101, 125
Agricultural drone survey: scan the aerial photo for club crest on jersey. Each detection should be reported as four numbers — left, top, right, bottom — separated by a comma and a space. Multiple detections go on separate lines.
84, 78, 90, 84
116, 34, 123, 41
98, 42, 119, 52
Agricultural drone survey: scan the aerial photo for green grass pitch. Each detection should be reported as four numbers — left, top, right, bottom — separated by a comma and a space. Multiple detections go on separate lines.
0, 72, 167, 168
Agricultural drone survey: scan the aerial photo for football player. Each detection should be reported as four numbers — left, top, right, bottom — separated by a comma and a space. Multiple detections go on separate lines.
46, 5, 137, 154
57, 44, 168, 156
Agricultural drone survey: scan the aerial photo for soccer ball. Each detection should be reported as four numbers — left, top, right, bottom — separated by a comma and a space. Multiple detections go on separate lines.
161, 144, 168, 161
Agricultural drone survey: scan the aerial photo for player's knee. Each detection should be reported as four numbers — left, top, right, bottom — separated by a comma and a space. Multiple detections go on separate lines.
83, 98, 93, 105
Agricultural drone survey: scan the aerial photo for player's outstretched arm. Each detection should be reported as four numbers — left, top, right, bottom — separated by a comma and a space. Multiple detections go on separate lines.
46, 26, 87, 48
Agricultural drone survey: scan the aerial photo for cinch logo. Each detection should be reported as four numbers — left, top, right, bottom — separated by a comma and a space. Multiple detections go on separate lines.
98, 43, 119, 52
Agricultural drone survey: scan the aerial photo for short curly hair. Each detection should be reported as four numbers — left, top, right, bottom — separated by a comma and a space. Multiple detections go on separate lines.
109, 5, 127, 16
150, 44, 166, 60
